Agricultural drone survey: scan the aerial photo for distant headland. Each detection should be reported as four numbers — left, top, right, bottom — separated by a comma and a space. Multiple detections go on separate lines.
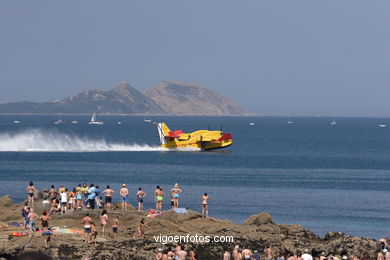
0, 81, 250, 116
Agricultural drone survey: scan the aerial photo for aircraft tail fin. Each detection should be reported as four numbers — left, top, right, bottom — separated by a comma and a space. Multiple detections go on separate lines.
157, 122, 171, 145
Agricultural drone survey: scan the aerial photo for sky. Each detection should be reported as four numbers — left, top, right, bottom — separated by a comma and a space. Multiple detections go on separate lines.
0, 1, 388, 116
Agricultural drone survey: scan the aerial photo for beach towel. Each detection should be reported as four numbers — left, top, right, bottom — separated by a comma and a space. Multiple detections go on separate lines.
50, 226, 83, 235
173, 208, 188, 214
8, 222, 22, 227
10, 231, 29, 237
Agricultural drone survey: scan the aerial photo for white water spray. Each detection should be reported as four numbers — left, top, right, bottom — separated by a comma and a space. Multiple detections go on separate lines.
0, 129, 165, 152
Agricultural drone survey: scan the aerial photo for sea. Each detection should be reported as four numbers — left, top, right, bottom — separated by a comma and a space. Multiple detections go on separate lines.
0, 115, 389, 239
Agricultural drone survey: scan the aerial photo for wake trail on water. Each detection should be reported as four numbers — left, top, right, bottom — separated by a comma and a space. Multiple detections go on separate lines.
0, 129, 168, 152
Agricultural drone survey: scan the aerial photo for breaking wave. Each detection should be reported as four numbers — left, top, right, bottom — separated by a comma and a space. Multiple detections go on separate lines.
0, 129, 165, 152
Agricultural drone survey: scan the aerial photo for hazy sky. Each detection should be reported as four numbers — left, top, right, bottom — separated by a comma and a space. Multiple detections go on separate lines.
0, 1, 388, 116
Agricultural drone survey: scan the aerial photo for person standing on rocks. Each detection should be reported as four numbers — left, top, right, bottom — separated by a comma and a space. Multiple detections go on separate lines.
120, 184, 129, 211
170, 183, 182, 209
60, 189, 68, 214
136, 187, 146, 211
48, 185, 57, 201
202, 193, 209, 218
27, 181, 36, 207
133, 218, 149, 238
82, 213, 92, 243
242, 248, 253, 260
264, 246, 273, 260
100, 210, 109, 236
40, 211, 51, 230
155, 185, 161, 211
28, 208, 38, 233
156, 187, 164, 213
103, 185, 115, 209
112, 216, 119, 238
233, 245, 240, 260
87, 184, 96, 210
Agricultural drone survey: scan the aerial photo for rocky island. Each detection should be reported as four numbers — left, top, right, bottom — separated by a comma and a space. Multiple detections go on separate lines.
0, 81, 249, 116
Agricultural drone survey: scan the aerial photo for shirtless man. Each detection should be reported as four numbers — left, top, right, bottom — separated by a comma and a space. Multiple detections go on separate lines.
82, 213, 92, 243
170, 183, 182, 208
242, 248, 253, 260
103, 185, 115, 209
224, 250, 231, 260
233, 245, 240, 260
27, 181, 36, 207
177, 245, 187, 260
137, 187, 146, 211
28, 208, 38, 233
264, 246, 274, 260
48, 185, 57, 201
120, 184, 129, 211
40, 211, 51, 230
202, 193, 209, 217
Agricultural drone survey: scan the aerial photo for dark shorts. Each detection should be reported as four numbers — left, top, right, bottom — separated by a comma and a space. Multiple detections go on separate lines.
42, 221, 49, 228
105, 196, 112, 203
112, 227, 118, 233
84, 226, 91, 233
138, 198, 143, 203
28, 193, 34, 197
61, 202, 67, 206
171, 200, 174, 206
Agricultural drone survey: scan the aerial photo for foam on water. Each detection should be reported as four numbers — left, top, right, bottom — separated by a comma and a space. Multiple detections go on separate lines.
0, 129, 166, 152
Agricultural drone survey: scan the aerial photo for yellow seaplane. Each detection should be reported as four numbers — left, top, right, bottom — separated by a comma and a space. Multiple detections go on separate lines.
157, 122, 233, 150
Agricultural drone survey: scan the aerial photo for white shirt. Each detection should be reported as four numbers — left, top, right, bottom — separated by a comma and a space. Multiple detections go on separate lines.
302, 254, 313, 260
60, 192, 68, 203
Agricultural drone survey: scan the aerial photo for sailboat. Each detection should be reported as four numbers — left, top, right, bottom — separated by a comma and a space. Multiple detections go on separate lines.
89, 113, 104, 125
330, 117, 337, 126
378, 124, 387, 128
287, 113, 293, 124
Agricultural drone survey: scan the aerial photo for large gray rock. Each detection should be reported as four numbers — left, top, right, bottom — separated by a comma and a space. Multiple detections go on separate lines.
243, 212, 274, 225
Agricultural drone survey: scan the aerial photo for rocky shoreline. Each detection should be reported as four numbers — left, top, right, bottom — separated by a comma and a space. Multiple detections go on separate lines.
0, 195, 381, 260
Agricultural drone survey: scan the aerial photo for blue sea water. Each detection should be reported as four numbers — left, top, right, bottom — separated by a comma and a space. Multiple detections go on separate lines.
0, 115, 390, 239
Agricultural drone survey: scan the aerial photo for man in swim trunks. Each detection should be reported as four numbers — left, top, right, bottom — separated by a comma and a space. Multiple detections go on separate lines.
136, 187, 146, 211
120, 184, 129, 211
28, 208, 38, 233
27, 181, 36, 207
48, 185, 57, 201
82, 213, 92, 243
202, 193, 209, 218
103, 185, 115, 209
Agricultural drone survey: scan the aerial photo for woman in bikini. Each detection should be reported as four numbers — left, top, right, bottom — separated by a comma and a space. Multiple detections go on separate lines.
27, 181, 36, 207
100, 210, 109, 236
170, 183, 182, 209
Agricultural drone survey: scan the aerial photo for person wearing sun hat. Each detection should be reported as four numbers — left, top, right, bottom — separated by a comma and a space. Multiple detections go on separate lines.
119, 184, 129, 211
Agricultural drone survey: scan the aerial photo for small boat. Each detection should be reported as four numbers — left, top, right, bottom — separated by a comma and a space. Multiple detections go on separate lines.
54, 120, 65, 125
330, 120, 337, 126
89, 113, 104, 125
13, 120, 20, 124
117, 121, 122, 125
71, 121, 79, 124
144, 118, 152, 123
249, 122, 255, 126
287, 113, 293, 124
378, 124, 387, 128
